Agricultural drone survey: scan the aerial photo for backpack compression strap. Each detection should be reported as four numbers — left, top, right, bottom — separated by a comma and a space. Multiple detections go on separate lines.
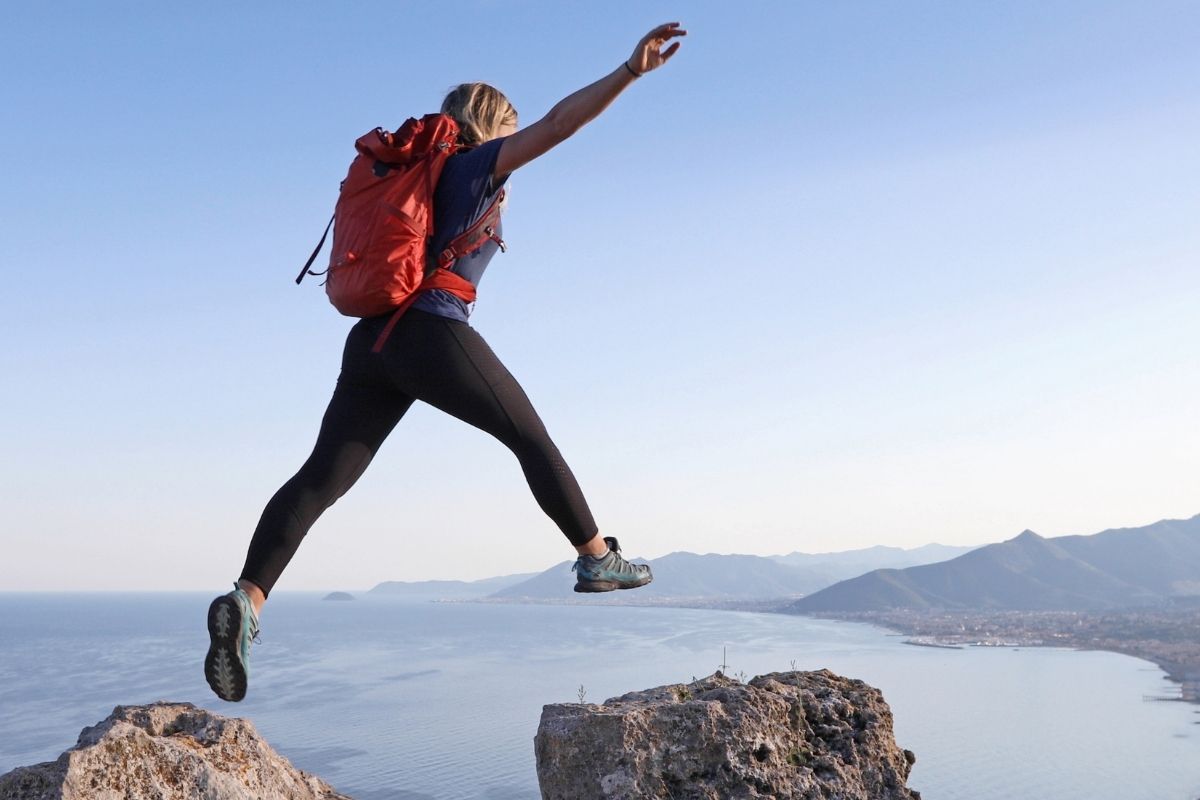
295, 214, 335, 284
296, 187, 504, 285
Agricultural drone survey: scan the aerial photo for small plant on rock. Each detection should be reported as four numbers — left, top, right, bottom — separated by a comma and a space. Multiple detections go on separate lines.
787, 747, 813, 767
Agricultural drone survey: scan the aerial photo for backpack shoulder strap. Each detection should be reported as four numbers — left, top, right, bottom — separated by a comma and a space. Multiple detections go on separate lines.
435, 189, 507, 270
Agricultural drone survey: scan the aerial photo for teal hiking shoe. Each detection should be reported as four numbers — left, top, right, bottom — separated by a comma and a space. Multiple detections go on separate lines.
572, 536, 653, 593
204, 584, 259, 702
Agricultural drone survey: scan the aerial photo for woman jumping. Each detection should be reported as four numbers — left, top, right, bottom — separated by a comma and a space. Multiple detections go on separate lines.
205, 22, 687, 702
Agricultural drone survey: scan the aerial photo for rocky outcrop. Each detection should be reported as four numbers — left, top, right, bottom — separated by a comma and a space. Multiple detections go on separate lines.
0, 702, 350, 800
2, 672, 918, 800
535, 670, 919, 800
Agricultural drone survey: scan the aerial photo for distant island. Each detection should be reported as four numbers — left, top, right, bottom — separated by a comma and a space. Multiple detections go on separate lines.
367, 572, 537, 599
322, 591, 355, 601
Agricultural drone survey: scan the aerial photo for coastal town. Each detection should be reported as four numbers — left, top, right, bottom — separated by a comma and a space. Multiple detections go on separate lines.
810, 606, 1200, 703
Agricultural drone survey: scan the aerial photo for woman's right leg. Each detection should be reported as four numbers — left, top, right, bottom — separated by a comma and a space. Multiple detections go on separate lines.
237, 379, 414, 601
208, 321, 412, 702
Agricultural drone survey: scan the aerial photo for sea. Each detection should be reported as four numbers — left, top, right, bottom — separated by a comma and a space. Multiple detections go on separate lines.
1, 593, 1197, 800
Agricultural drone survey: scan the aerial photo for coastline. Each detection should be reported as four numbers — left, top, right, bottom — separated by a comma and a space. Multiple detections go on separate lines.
3, 593, 1199, 799
469, 597, 1200, 705
797, 608, 1200, 706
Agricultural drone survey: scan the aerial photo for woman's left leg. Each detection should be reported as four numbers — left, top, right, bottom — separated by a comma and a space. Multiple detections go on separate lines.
382, 312, 598, 547
379, 310, 650, 593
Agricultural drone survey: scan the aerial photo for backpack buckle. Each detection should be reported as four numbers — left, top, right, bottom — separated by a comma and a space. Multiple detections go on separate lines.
484, 226, 507, 253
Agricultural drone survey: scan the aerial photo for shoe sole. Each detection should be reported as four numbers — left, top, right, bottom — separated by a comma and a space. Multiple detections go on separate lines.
204, 595, 248, 702
573, 574, 654, 593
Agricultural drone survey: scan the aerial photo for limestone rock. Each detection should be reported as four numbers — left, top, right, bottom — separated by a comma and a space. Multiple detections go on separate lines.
0, 702, 351, 800
535, 670, 920, 800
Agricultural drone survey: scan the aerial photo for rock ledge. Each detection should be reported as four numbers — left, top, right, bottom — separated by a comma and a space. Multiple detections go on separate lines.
536, 669, 919, 799
0, 702, 350, 800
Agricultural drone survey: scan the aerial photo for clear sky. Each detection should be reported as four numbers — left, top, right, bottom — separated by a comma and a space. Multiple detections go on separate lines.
2, 1, 1197, 591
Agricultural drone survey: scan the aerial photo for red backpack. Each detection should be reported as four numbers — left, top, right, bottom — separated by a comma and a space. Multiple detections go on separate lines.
295, 114, 505, 347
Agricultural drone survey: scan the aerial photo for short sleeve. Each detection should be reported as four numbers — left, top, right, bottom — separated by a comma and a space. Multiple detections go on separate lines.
449, 136, 507, 200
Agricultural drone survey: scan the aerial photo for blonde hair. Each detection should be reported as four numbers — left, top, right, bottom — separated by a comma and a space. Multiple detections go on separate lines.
441, 83, 518, 147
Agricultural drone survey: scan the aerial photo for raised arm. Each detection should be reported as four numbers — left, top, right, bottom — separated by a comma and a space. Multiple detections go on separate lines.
493, 22, 686, 179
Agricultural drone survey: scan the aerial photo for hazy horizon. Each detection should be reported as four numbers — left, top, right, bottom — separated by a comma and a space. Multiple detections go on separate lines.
8, 513, 1198, 592
0, 532, 981, 592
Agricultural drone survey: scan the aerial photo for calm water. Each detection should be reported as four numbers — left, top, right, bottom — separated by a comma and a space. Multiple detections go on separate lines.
1, 593, 1197, 800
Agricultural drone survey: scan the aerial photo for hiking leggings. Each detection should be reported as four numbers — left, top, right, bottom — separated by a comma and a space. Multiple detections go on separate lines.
239, 309, 598, 597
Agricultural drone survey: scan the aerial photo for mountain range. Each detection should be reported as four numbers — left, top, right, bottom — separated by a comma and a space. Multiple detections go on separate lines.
366, 543, 977, 601
486, 544, 977, 601
362, 514, 1200, 611
788, 514, 1200, 613
771, 543, 974, 574
489, 552, 823, 601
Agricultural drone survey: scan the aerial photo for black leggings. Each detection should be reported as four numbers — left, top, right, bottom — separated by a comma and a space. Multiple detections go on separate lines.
239, 309, 598, 597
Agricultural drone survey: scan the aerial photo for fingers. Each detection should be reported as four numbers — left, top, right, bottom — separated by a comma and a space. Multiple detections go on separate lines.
654, 28, 687, 45
642, 22, 687, 46
631, 21, 685, 73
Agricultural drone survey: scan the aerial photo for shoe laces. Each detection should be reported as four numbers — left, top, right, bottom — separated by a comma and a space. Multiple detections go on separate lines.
232, 582, 262, 642
572, 540, 648, 576
597, 537, 646, 572
610, 551, 647, 574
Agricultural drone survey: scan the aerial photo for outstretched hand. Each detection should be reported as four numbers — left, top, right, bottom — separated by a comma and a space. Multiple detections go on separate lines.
628, 22, 686, 76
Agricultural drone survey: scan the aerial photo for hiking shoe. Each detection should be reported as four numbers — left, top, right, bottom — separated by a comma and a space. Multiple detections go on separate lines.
204, 584, 259, 702
572, 536, 653, 593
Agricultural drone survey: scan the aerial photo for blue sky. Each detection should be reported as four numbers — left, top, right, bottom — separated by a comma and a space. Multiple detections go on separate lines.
2, 1, 1197, 590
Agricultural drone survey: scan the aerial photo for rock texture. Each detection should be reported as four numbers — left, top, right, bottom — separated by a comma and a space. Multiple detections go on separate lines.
535, 670, 919, 800
2, 673, 919, 800
0, 702, 350, 800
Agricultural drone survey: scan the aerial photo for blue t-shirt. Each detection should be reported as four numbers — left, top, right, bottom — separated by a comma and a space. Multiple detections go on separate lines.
411, 137, 509, 322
